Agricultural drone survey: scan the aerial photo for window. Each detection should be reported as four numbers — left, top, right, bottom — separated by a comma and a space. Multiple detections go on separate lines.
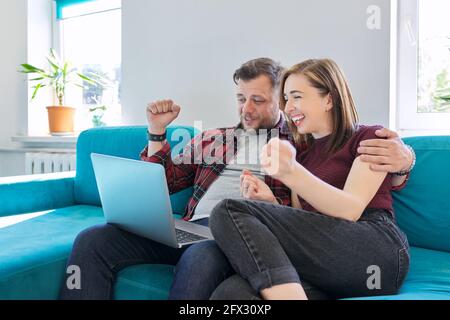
55, 0, 122, 131
417, 0, 450, 113
397, 0, 450, 134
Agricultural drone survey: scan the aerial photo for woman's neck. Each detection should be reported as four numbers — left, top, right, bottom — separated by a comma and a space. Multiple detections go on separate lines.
311, 116, 333, 139
311, 130, 332, 139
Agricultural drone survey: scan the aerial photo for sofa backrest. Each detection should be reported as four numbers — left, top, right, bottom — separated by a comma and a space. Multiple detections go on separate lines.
394, 136, 450, 253
74, 126, 197, 214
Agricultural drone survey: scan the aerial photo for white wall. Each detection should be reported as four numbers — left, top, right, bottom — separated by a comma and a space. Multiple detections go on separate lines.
0, 0, 28, 177
0, 0, 393, 176
122, 0, 392, 130
27, 0, 54, 136
0, 0, 52, 177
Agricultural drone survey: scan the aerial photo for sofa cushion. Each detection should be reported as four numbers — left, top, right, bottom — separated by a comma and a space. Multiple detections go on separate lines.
349, 246, 450, 300
393, 136, 450, 253
0, 205, 105, 299
74, 126, 197, 214
0, 203, 184, 300
114, 264, 175, 300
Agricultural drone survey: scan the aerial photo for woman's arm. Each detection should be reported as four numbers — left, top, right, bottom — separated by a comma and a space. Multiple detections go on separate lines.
283, 157, 387, 221
290, 192, 303, 210
260, 138, 387, 222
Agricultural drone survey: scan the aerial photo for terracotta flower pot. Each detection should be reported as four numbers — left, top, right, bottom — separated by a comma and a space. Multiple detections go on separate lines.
46, 106, 76, 135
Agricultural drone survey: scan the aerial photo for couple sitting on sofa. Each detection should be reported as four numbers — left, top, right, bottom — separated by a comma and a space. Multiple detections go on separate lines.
60, 57, 415, 300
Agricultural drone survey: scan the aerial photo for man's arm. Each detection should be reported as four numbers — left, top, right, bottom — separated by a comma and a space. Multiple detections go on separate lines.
145, 99, 181, 156
357, 128, 415, 189
140, 100, 197, 194
140, 137, 198, 194
146, 128, 167, 157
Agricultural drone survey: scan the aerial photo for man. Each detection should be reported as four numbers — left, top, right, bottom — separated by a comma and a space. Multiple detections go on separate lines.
60, 58, 414, 300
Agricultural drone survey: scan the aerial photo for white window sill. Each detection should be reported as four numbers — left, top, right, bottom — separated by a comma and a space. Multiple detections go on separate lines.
8, 135, 78, 152
0, 147, 76, 153
11, 135, 78, 144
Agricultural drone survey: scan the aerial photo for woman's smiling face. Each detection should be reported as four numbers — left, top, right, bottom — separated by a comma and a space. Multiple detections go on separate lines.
283, 73, 334, 139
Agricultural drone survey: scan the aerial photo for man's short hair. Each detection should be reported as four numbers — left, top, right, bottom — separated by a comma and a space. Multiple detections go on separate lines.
233, 58, 284, 90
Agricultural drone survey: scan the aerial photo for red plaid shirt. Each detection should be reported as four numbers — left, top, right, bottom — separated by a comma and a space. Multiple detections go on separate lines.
140, 116, 294, 220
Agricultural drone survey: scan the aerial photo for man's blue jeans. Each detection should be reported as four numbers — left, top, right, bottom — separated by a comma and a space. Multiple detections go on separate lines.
171, 240, 332, 300
59, 218, 214, 300
169, 240, 234, 300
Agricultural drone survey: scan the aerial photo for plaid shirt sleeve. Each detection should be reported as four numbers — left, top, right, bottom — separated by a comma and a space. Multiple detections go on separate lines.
277, 195, 291, 206
140, 136, 200, 194
270, 181, 292, 207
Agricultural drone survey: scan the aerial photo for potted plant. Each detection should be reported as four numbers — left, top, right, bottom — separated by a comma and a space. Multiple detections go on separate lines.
19, 48, 106, 135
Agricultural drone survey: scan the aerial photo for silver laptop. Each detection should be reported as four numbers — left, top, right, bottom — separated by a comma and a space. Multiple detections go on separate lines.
91, 153, 213, 248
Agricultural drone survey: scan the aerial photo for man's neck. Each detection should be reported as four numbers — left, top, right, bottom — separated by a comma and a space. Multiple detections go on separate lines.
269, 111, 282, 130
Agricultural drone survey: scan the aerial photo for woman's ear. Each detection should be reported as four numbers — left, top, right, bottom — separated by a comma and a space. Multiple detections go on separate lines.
323, 93, 333, 112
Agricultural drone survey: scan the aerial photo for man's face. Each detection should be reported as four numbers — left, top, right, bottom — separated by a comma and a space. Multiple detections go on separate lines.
236, 75, 281, 130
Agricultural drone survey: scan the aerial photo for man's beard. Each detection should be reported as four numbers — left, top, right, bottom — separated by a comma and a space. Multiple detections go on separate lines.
241, 113, 279, 131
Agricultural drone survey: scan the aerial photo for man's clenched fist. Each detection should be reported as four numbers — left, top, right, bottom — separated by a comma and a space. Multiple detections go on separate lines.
146, 99, 181, 134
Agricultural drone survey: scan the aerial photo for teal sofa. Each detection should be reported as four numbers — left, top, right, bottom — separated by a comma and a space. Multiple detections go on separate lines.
0, 126, 449, 300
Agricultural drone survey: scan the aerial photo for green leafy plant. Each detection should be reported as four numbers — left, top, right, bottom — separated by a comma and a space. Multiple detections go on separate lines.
89, 105, 108, 127
436, 89, 450, 103
434, 87, 450, 112
19, 48, 107, 106
432, 68, 450, 112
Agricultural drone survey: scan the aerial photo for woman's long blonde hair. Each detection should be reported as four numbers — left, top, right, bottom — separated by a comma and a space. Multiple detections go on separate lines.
280, 59, 359, 154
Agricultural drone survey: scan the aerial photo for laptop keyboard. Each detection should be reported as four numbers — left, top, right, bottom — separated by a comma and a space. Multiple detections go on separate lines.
176, 229, 208, 244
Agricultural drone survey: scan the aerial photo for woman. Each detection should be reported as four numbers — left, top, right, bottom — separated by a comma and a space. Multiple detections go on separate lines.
209, 59, 410, 300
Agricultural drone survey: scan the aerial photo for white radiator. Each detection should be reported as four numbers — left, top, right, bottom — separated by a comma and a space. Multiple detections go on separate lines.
25, 152, 76, 175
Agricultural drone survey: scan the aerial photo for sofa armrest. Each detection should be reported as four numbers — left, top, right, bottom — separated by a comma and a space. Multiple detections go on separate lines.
0, 172, 76, 217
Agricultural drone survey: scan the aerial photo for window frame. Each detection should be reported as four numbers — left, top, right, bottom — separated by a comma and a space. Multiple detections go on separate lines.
51, 0, 122, 131
396, 0, 450, 135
